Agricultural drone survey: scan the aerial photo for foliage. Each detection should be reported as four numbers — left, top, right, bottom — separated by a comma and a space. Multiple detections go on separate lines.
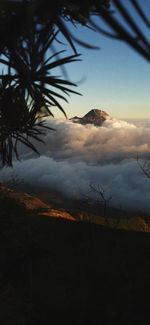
0, 29, 81, 165
0, 1, 86, 165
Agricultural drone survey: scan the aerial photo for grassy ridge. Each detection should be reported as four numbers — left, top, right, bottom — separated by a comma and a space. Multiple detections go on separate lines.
1, 187, 150, 324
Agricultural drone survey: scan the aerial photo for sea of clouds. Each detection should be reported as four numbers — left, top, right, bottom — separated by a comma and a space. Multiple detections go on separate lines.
1, 116, 150, 213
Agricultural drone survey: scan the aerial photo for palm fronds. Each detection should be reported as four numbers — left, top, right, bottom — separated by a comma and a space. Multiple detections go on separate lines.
0, 81, 53, 166
0, 19, 81, 165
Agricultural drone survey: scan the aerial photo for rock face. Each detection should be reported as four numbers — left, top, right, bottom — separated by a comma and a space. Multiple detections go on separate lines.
70, 109, 109, 126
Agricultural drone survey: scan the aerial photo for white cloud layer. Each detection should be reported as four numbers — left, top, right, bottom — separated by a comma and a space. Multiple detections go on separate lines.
1, 116, 150, 213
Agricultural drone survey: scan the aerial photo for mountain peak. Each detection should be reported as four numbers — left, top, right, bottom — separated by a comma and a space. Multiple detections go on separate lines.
70, 108, 109, 126
84, 109, 109, 118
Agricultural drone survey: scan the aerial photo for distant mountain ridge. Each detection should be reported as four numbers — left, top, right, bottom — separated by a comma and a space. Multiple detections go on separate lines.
70, 109, 110, 126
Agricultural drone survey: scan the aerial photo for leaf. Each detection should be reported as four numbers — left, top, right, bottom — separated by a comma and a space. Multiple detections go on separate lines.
14, 134, 40, 155
130, 0, 150, 28
37, 84, 68, 102
56, 17, 78, 54
37, 53, 81, 74
40, 87, 67, 117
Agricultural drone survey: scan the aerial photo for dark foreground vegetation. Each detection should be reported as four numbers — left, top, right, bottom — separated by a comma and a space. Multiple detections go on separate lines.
1, 186, 150, 324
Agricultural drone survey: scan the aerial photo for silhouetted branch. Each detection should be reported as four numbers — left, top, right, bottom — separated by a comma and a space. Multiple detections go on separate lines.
89, 183, 112, 217
130, 0, 150, 29
97, 3, 150, 62
136, 156, 150, 179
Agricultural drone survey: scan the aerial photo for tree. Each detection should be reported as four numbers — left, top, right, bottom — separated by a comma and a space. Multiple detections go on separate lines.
0, 0, 149, 166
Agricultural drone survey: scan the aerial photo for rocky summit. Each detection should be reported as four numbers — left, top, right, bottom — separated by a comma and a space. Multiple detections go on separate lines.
70, 109, 109, 126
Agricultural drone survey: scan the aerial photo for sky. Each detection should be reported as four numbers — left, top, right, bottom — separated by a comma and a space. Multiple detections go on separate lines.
53, 0, 150, 120
0, 1, 149, 120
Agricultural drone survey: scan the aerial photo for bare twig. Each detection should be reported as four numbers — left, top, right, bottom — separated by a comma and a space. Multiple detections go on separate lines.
89, 183, 112, 218
136, 156, 150, 179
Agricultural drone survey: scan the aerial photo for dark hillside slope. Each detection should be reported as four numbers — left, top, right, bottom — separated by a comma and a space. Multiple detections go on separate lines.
1, 187, 150, 324
31, 219, 150, 324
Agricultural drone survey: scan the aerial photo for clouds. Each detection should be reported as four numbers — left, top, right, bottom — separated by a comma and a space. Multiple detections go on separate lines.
1, 116, 150, 213
16, 116, 150, 163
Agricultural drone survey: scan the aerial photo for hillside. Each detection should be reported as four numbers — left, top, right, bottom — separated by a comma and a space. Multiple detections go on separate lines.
1, 184, 150, 324
19, 183, 150, 233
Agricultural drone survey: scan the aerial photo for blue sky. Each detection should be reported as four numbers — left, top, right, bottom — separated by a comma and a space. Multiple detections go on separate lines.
54, 0, 150, 119
1, 1, 149, 120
